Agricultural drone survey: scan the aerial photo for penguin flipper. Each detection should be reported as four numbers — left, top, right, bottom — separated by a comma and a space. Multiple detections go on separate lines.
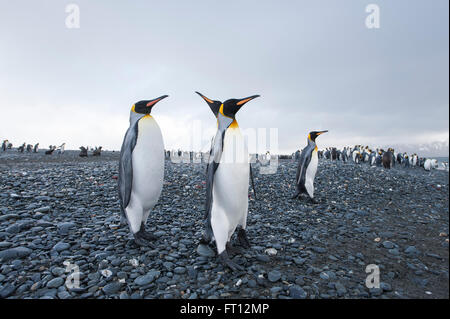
204, 115, 233, 239
296, 144, 313, 193
118, 121, 139, 218
204, 131, 224, 223
249, 163, 257, 200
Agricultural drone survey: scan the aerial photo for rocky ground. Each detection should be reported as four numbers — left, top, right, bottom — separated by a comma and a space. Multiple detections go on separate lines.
0, 150, 448, 299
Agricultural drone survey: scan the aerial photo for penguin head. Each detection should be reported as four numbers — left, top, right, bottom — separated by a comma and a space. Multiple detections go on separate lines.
308, 130, 328, 142
221, 95, 260, 119
196, 92, 260, 119
131, 95, 168, 115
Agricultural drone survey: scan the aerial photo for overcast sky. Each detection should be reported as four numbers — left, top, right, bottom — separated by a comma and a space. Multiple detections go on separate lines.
0, 0, 448, 155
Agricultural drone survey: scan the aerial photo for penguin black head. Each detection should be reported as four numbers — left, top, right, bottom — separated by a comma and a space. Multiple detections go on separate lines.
196, 92, 260, 119
308, 130, 328, 142
132, 95, 168, 114
221, 95, 260, 119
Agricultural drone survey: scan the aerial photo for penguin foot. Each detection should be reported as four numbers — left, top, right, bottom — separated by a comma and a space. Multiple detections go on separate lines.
291, 192, 300, 200
237, 228, 251, 249
139, 223, 158, 241
218, 251, 244, 272
133, 235, 149, 247
133, 232, 155, 248
226, 242, 242, 256
139, 229, 158, 241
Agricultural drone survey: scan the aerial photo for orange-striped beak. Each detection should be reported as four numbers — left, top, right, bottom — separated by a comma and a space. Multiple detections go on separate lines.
236, 95, 260, 106
146, 95, 169, 107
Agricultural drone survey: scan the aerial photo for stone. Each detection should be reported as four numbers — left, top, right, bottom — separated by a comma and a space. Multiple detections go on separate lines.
268, 270, 281, 282
0, 247, 32, 261
289, 285, 307, 299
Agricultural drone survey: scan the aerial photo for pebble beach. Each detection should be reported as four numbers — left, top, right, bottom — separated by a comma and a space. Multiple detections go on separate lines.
0, 150, 448, 299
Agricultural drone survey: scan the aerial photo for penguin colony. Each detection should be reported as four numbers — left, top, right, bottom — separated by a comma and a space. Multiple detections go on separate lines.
0, 141, 65, 155
113, 94, 446, 271
0, 140, 103, 157
318, 144, 441, 171
1, 96, 445, 271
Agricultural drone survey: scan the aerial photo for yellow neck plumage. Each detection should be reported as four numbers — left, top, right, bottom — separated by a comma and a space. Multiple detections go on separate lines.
131, 105, 152, 118
218, 104, 239, 128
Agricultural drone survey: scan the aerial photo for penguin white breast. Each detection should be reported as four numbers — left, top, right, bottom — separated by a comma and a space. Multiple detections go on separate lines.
212, 127, 249, 224
424, 159, 431, 171
305, 149, 318, 197
131, 116, 165, 210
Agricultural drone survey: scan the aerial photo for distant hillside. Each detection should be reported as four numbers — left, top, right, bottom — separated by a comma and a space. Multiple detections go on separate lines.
382, 139, 449, 157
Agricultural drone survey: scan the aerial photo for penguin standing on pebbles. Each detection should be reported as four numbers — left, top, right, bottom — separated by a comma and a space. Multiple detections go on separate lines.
382, 149, 393, 169
18, 143, 25, 153
196, 92, 260, 271
118, 96, 168, 246
292, 130, 328, 203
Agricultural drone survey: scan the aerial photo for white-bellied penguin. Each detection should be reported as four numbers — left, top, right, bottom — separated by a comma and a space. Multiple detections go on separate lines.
196, 91, 259, 271
292, 130, 328, 202
118, 95, 168, 246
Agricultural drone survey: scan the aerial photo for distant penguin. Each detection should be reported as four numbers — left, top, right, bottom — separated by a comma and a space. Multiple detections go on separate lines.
292, 130, 328, 202
412, 154, 418, 167
341, 147, 347, 162
396, 153, 403, 165
419, 157, 426, 168
390, 148, 396, 167
352, 150, 358, 163
196, 91, 260, 271
331, 148, 337, 161
375, 151, 383, 167
2, 140, 8, 152
424, 159, 438, 171
382, 150, 393, 169
324, 149, 330, 160
118, 96, 168, 246
18, 143, 25, 153
362, 150, 368, 163
26, 144, 32, 152
58, 143, 66, 154
93, 146, 102, 156
79, 146, 88, 157
33, 143, 39, 153
45, 146, 56, 155
369, 151, 376, 166
353, 150, 362, 164
404, 154, 410, 168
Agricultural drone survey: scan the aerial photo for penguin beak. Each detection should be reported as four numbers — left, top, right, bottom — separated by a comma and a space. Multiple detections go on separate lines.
195, 91, 215, 105
146, 95, 169, 107
317, 130, 328, 136
236, 95, 260, 106
195, 91, 221, 117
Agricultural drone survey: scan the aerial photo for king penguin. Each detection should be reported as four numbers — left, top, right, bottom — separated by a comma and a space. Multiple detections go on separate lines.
196, 91, 260, 271
292, 130, 328, 202
118, 96, 168, 246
